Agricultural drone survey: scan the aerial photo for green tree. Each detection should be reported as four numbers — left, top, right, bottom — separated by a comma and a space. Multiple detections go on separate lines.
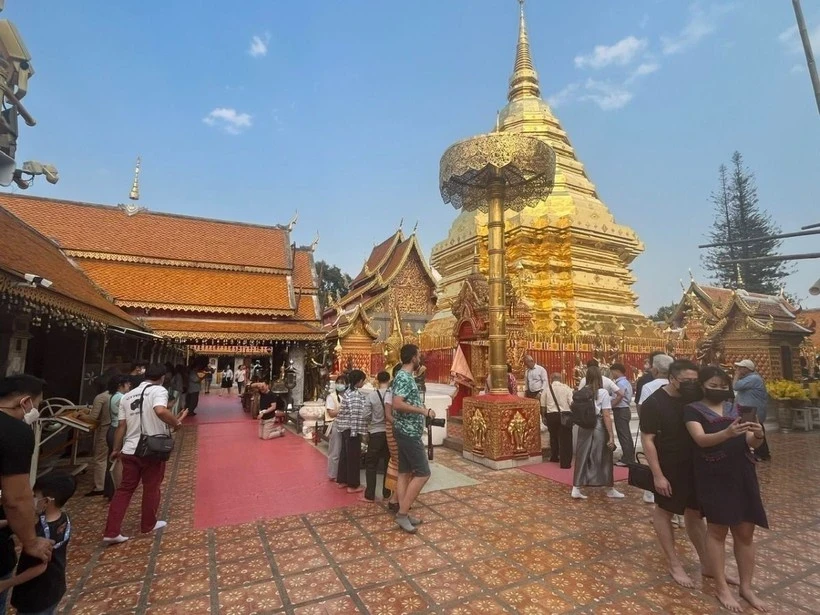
702, 152, 790, 294
315, 260, 351, 312
650, 302, 678, 323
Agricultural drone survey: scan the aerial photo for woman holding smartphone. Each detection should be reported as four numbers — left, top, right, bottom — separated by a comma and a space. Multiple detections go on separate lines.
684, 366, 768, 613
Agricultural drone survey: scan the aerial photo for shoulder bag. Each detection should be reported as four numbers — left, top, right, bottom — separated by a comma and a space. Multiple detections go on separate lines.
133, 385, 175, 461
624, 452, 655, 492
546, 377, 573, 427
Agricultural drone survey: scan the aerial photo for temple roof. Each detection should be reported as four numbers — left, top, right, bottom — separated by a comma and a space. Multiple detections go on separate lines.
326, 228, 436, 319
0, 206, 141, 330
0, 194, 292, 270
672, 280, 812, 337
0, 193, 322, 343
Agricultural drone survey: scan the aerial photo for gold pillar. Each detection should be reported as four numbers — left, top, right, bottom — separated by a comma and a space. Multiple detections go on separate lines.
487, 174, 508, 394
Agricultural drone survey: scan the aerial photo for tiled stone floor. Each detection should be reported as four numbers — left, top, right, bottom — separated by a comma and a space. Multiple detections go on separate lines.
49, 424, 819, 614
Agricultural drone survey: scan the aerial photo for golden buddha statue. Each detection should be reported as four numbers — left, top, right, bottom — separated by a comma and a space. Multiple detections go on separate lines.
429, 0, 648, 336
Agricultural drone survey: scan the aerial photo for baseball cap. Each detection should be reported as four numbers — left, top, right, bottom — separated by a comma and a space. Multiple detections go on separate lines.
734, 359, 756, 371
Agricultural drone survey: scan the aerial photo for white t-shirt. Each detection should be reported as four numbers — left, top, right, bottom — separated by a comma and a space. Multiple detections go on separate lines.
578, 376, 620, 400
325, 391, 342, 422
118, 382, 170, 455
235, 369, 246, 383
638, 378, 669, 405
594, 388, 612, 415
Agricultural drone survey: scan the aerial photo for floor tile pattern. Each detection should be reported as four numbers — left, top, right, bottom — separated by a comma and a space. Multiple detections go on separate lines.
39, 420, 820, 614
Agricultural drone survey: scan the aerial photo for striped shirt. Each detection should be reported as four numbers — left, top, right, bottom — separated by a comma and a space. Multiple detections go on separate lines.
335, 388, 370, 437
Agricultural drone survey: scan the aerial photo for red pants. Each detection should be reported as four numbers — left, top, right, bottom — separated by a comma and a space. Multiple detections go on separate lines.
104, 453, 166, 537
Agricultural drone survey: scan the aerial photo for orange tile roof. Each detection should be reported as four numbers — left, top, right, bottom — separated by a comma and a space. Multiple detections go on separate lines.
381, 238, 413, 280
295, 294, 318, 320
0, 207, 140, 328
145, 317, 324, 341
0, 193, 291, 269
293, 249, 318, 289
350, 231, 401, 286
78, 260, 294, 314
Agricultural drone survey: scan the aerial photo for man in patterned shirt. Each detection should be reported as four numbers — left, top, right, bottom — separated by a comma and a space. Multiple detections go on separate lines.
335, 370, 369, 493
391, 344, 437, 533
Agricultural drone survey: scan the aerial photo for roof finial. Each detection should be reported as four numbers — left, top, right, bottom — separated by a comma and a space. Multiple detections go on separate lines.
508, 0, 540, 103
287, 211, 298, 232
412, 220, 418, 235
495, 110, 501, 132
310, 231, 320, 252
688, 268, 694, 282
128, 156, 141, 201
398, 217, 404, 232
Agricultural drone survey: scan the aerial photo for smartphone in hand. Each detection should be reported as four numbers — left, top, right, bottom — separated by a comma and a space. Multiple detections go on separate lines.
738, 406, 757, 423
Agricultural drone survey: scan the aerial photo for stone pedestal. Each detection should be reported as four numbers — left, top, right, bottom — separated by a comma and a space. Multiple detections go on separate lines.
299, 401, 326, 439
462, 394, 542, 470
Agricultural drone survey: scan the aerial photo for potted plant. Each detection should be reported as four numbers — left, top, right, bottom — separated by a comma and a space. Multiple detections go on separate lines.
766, 380, 810, 433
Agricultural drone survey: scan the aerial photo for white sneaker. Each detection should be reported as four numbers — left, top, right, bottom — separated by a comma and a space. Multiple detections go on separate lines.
103, 534, 130, 545
571, 487, 588, 500
152, 520, 167, 532
606, 488, 625, 499
643, 490, 655, 504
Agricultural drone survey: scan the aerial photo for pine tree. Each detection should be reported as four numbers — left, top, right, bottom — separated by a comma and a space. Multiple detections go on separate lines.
702, 152, 790, 294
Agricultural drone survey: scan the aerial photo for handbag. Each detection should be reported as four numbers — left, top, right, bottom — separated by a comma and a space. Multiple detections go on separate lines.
133, 385, 174, 461
545, 376, 573, 427
624, 452, 655, 492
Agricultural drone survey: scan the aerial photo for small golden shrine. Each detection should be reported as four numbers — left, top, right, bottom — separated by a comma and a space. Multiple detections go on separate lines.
670, 280, 814, 380
427, 1, 646, 337
324, 305, 379, 372
323, 223, 437, 348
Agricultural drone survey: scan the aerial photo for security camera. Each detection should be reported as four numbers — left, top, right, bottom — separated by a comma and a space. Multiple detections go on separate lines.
22, 273, 52, 288
810, 278, 820, 296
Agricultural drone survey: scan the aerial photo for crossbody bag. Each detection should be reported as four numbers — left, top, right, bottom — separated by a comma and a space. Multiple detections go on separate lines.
545, 377, 573, 427
133, 385, 174, 461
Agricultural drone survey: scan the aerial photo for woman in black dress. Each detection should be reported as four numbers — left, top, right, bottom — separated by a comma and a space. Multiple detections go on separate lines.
684, 366, 768, 613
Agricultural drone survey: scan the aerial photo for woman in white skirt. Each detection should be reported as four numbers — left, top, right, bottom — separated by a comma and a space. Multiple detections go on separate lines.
572, 365, 624, 500
325, 375, 347, 480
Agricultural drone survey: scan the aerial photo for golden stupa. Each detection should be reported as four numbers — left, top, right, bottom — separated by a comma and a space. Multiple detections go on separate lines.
429, 1, 647, 336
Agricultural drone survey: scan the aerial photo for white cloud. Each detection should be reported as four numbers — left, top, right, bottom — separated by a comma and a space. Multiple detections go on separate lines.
548, 83, 581, 109
791, 63, 806, 75
248, 33, 271, 58
203, 107, 253, 134
580, 79, 634, 110
627, 61, 660, 83
575, 36, 648, 69
778, 23, 820, 55
661, 3, 736, 55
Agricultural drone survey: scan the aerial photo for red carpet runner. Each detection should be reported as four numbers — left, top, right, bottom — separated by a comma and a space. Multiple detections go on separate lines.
192, 397, 360, 529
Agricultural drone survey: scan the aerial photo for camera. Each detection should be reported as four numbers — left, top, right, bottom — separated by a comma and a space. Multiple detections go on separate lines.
426, 416, 446, 429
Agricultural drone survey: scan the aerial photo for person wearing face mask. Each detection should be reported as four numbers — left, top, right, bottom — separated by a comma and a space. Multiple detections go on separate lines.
325, 375, 347, 481
362, 371, 392, 502
335, 370, 370, 493
637, 353, 674, 505
0, 374, 55, 614
684, 366, 768, 613
641, 359, 735, 590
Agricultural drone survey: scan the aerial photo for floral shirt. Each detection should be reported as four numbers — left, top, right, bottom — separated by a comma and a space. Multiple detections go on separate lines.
392, 370, 424, 438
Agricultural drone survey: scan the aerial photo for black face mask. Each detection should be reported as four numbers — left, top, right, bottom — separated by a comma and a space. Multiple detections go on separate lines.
703, 388, 732, 403
677, 381, 703, 403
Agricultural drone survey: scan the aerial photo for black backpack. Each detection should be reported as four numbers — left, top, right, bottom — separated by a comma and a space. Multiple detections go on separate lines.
570, 387, 597, 429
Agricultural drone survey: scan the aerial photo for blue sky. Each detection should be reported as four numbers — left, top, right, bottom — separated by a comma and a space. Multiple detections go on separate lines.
7, 0, 820, 313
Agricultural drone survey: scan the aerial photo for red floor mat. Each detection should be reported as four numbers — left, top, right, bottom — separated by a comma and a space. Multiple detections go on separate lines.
520, 460, 629, 486
194, 421, 360, 529
186, 394, 248, 425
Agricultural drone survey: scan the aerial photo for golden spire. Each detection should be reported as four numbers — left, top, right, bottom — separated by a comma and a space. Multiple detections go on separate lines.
508, 0, 541, 102
128, 156, 141, 201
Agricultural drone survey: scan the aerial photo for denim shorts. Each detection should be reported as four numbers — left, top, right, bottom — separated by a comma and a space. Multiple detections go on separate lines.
395, 432, 431, 477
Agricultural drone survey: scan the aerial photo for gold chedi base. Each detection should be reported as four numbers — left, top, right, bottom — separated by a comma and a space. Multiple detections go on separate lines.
462, 394, 542, 470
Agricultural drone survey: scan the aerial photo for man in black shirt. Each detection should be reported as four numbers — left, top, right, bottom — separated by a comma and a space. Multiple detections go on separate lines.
0, 375, 54, 613
640, 359, 707, 589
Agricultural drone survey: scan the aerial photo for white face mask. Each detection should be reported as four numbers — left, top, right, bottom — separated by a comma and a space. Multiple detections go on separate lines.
23, 406, 40, 425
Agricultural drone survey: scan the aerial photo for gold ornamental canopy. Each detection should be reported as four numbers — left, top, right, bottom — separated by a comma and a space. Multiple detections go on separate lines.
439, 131, 555, 394
439, 132, 555, 213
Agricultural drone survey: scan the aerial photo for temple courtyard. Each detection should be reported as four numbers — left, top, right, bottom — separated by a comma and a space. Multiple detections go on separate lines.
53, 396, 819, 615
